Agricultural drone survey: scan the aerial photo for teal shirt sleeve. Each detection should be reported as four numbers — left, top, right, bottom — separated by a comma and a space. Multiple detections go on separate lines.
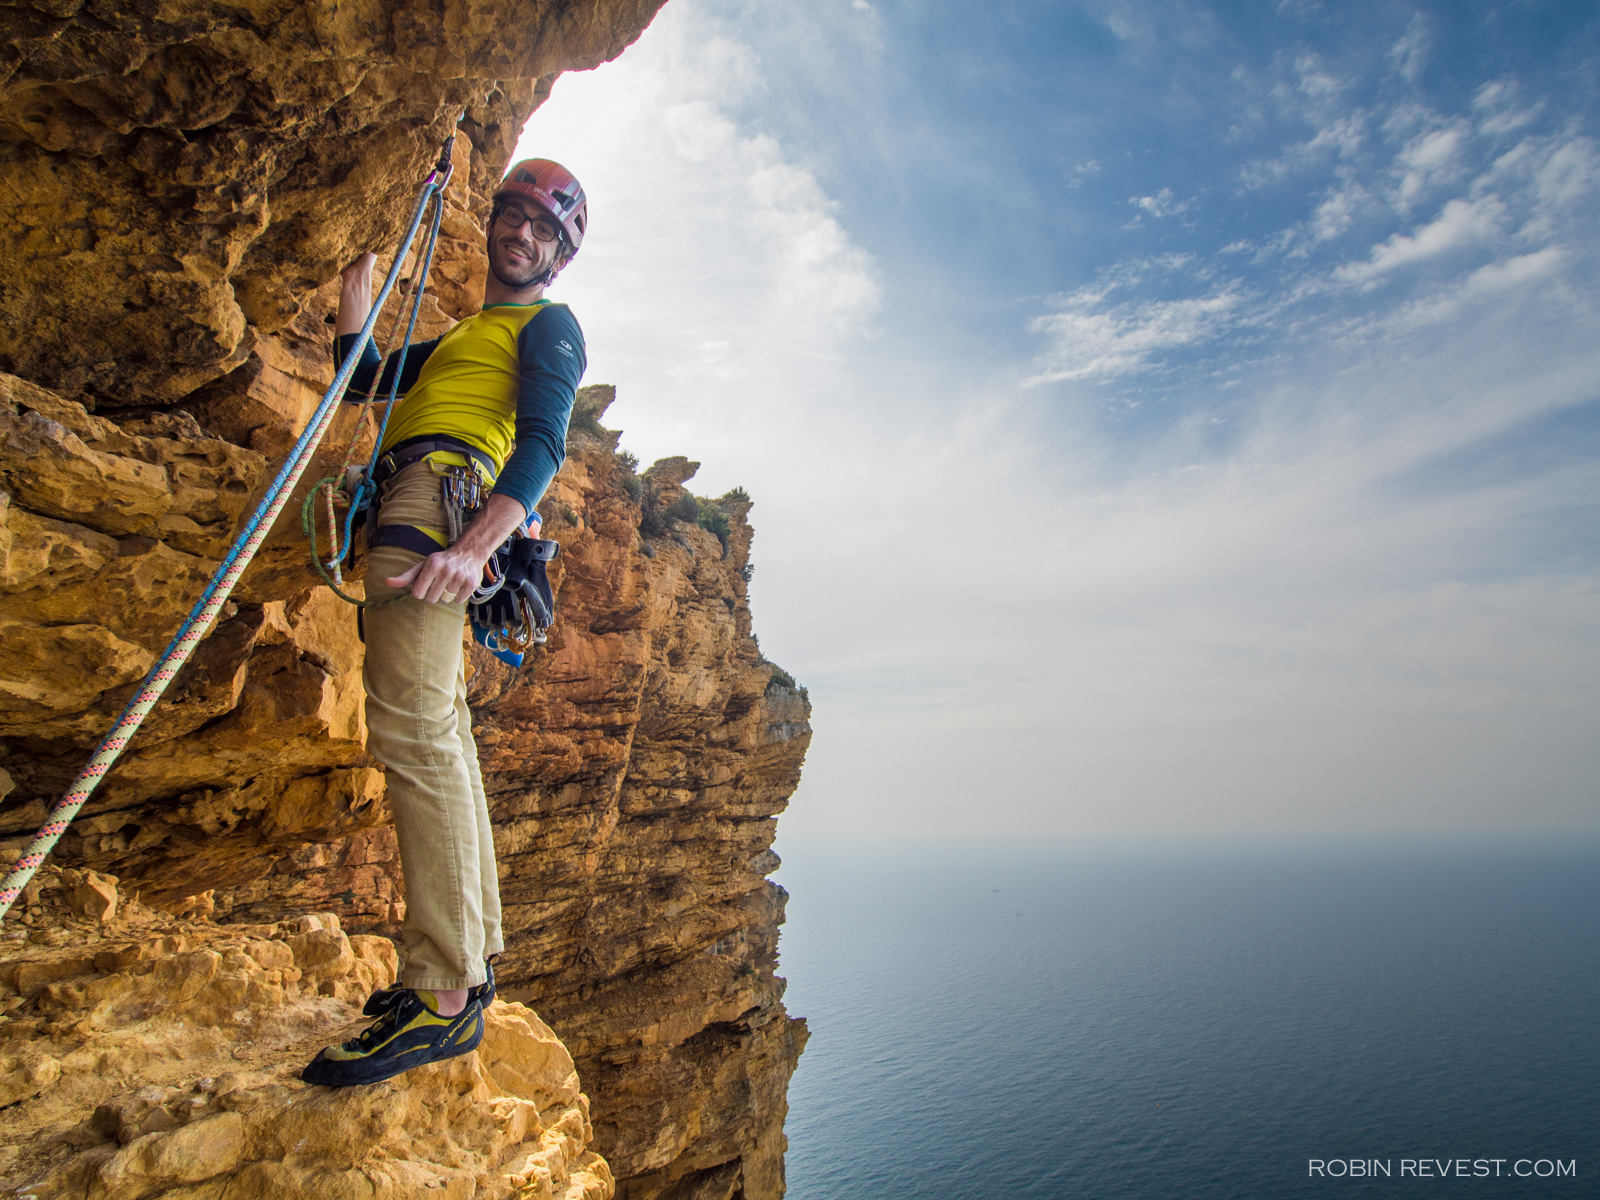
333, 333, 439, 400
491, 304, 586, 515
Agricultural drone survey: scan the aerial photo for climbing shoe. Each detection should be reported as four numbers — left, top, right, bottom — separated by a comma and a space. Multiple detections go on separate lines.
301, 989, 483, 1087
363, 955, 498, 1018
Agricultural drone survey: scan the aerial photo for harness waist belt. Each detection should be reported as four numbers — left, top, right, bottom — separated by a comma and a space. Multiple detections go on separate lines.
371, 434, 497, 490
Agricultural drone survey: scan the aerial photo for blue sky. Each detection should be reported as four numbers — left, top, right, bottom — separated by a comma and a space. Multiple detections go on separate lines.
518, 0, 1600, 838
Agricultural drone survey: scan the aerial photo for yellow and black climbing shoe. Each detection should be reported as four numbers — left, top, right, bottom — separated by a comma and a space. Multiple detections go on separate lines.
363, 956, 498, 1019
302, 989, 483, 1087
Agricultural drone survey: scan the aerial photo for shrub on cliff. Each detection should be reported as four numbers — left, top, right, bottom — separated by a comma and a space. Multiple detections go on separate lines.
635, 483, 739, 557
668, 491, 699, 523
636, 475, 671, 539
567, 389, 610, 441
615, 449, 643, 501
694, 497, 731, 555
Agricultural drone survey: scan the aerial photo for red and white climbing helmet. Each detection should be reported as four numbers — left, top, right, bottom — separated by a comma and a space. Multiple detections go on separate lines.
494, 158, 588, 255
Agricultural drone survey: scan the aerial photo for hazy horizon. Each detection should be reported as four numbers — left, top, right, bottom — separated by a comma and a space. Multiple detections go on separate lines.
517, 0, 1600, 839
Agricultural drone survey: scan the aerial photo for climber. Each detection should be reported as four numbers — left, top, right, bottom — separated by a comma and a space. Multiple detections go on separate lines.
301, 159, 588, 1088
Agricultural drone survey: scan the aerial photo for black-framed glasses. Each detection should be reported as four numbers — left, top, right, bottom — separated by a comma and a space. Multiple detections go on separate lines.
498, 204, 562, 244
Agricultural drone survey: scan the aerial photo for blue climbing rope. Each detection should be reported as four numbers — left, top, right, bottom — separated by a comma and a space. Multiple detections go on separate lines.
0, 129, 459, 920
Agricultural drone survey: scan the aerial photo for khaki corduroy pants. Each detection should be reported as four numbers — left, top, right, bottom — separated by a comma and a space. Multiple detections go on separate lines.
360, 459, 501, 990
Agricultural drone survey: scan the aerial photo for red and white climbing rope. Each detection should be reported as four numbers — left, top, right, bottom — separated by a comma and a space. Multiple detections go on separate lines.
0, 132, 457, 920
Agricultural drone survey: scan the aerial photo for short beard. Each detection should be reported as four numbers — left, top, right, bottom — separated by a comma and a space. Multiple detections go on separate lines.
488, 238, 546, 289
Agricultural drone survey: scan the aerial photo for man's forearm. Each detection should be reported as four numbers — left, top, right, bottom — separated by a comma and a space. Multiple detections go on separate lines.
336, 284, 372, 337
335, 253, 378, 337
456, 493, 529, 561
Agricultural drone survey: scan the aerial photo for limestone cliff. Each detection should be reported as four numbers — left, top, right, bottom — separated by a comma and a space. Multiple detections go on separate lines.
2, 870, 614, 1197
1, 2, 811, 1197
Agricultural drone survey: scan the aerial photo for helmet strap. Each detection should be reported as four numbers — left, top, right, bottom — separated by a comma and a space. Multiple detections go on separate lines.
539, 245, 575, 287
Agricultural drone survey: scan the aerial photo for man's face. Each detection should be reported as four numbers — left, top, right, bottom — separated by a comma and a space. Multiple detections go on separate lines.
489, 200, 564, 287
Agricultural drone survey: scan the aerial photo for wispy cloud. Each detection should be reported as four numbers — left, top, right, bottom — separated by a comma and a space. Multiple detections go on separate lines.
1387, 14, 1430, 84
1034, 39, 1599, 383
1128, 187, 1191, 219
1308, 182, 1368, 242
1393, 119, 1469, 205
517, 3, 880, 457
1391, 246, 1567, 328
1335, 195, 1506, 283
519, 0, 1600, 838
1026, 286, 1241, 383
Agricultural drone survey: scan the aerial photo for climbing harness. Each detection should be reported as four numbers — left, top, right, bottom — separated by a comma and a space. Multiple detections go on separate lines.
304, 421, 562, 665
298, 205, 563, 668
0, 129, 461, 922
353, 452, 561, 669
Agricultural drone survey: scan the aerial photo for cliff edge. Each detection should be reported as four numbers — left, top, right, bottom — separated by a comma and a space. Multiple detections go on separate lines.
1, 2, 811, 1197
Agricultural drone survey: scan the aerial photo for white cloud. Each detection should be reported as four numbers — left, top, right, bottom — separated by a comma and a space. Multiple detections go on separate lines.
1026, 286, 1241, 382
1532, 136, 1599, 209
1241, 110, 1366, 188
1295, 52, 1344, 101
1474, 79, 1544, 137
1388, 15, 1430, 84
1400, 126, 1465, 172
514, 2, 880, 465
1129, 187, 1190, 219
1309, 182, 1366, 242
1395, 120, 1468, 204
1472, 80, 1514, 113
1335, 195, 1506, 283
1464, 245, 1567, 290
1391, 246, 1568, 328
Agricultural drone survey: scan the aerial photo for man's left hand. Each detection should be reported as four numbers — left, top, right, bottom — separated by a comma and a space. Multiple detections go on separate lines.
386, 545, 488, 605
385, 491, 531, 604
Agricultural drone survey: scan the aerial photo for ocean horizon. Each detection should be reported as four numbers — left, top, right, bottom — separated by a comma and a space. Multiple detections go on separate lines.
774, 835, 1600, 1198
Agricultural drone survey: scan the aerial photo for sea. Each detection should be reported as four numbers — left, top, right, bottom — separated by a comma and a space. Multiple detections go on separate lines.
773, 837, 1600, 1199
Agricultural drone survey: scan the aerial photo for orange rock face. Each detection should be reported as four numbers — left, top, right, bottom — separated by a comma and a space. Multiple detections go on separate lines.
2, 2, 812, 1197
0, 0, 669, 405
1, 868, 613, 1197
469, 405, 813, 1200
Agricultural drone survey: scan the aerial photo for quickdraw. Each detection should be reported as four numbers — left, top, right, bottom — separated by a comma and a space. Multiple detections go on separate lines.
433, 466, 559, 668
468, 525, 559, 667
